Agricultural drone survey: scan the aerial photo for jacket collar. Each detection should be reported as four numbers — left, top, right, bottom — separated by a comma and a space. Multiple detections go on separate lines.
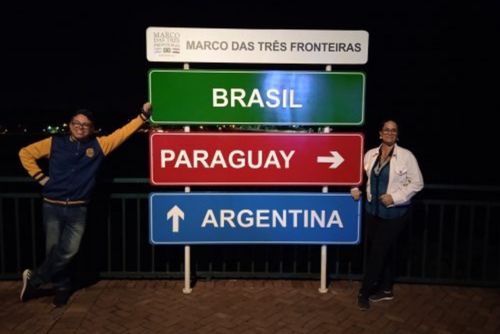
372, 143, 399, 158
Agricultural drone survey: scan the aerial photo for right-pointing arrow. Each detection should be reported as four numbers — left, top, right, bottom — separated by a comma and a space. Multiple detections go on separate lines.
317, 151, 345, 169
167, 205, 185, 233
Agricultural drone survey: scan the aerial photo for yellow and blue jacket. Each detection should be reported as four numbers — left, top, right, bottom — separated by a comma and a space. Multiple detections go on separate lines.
19, 115, 146, 205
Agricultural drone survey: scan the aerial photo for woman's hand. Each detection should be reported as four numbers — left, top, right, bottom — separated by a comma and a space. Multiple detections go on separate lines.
379, 194, 394, 206
350, 187, 362, 201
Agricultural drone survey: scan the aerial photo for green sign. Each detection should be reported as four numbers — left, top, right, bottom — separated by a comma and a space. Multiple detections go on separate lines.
149, 70, 365, 125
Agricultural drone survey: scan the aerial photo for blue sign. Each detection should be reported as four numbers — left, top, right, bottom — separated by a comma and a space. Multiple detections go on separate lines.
149, 193, 361, 245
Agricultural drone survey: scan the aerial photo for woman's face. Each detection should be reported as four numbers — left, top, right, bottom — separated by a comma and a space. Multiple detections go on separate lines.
69, 114, 94, 141
379, 121, 398, 145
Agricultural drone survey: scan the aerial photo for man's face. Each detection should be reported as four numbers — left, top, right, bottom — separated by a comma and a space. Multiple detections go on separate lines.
69, 114, 93, 141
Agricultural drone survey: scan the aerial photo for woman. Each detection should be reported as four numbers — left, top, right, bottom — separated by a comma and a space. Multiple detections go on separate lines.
351, 120, 423, 311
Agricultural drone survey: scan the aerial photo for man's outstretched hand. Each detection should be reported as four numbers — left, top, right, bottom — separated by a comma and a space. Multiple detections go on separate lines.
141, 102, 152, 120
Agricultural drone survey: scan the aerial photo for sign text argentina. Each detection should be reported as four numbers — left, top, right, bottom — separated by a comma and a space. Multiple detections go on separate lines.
149, 193, 361, 245
149, 70, 365, 125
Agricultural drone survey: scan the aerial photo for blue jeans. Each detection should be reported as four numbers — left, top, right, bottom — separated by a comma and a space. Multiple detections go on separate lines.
31, 202, 87, 290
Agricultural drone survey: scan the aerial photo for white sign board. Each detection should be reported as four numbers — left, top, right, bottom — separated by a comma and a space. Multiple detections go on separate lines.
146, 27, 369, 64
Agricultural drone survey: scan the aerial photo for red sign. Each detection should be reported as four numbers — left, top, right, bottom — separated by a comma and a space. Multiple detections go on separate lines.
149, 132, 364, 185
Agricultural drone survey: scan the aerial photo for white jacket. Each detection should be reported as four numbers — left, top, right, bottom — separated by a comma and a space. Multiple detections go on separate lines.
359, 144, 424, 207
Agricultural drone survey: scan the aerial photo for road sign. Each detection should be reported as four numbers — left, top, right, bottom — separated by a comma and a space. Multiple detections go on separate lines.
149, 193, 361, 245
146, 27, 369, 64
148, 70, 365, 125
149, 132, 363, 185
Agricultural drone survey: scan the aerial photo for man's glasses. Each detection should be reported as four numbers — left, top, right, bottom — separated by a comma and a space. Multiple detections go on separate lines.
71, 121, 92, 129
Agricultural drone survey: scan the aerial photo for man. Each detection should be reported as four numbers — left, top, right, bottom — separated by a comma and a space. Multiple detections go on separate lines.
18, 102, 152, 307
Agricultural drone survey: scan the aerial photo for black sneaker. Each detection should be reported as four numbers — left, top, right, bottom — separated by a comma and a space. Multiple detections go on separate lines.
369, 290, 394, 302
357, 295, 370, 311
53, 289, 72, 307
20, 269, 38, 302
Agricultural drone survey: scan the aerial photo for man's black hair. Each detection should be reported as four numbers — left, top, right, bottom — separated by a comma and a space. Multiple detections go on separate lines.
71, 109, 95, 123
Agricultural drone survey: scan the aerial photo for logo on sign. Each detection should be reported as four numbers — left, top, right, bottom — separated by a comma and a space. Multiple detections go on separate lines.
152, 31, 180, 57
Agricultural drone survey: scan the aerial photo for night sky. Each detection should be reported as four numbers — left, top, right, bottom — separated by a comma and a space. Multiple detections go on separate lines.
2, 2, 498, 185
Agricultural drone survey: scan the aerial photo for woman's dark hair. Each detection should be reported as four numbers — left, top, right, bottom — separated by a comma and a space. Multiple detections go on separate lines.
379, 119, 398, 131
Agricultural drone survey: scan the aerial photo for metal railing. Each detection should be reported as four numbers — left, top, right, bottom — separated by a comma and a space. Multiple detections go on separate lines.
1, 177, 499, 287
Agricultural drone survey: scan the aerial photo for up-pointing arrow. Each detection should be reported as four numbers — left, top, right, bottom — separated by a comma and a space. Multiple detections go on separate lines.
167, 205, 184, 233
317, 151, 345, 169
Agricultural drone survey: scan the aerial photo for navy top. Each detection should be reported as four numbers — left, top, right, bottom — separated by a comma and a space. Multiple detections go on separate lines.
42, 135, 105, 202
365, 160, 409, 219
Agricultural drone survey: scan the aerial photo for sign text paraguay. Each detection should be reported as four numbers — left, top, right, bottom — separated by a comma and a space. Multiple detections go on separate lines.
150, 133, 364, 185
149, 70, 365, 126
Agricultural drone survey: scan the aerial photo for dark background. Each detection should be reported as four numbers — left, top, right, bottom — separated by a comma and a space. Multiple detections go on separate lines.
1, 2, 498, 185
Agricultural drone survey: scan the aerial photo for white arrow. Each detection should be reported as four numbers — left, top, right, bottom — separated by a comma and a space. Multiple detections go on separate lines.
317, 151, 345, 169
167, 205, 184, 233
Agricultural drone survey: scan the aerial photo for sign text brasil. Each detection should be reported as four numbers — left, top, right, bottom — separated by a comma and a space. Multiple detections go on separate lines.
149, 70, 365, 125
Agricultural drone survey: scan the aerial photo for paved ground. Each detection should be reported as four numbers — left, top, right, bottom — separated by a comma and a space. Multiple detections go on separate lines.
0, 279, 499, 333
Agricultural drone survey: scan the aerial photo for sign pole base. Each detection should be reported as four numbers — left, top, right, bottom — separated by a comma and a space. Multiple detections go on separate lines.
183, 245, 192, 294
318, 244, 328, 293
